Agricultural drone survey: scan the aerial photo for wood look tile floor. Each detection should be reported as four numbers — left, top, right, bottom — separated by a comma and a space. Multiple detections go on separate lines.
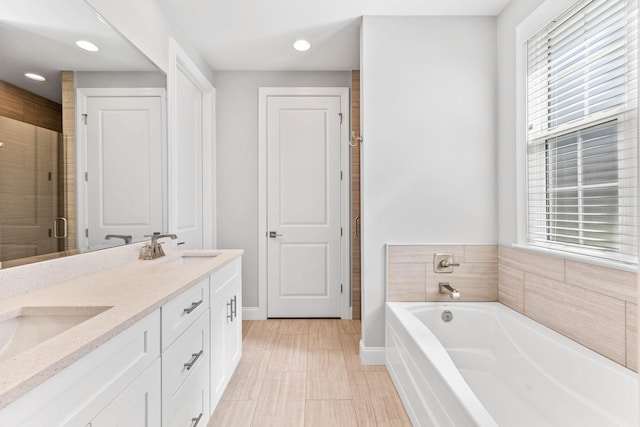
209, 319, 412, 427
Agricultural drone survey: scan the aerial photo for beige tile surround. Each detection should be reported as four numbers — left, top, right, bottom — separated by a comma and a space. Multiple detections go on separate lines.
387, 244, 498, 302
386, 244, 638, 371
499, 246, 638, 371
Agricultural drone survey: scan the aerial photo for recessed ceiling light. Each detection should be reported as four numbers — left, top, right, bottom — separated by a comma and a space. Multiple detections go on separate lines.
293, 39, 311, 52
76, 40, 99, 52
24, 73, 46, 82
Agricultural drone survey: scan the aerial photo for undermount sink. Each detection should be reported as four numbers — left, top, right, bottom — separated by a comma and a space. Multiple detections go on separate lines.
0, 306, 110, 362
158, 251, 220, 266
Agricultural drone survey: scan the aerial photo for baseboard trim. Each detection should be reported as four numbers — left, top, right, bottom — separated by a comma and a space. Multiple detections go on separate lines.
359, 340, 386, 365
242, 307, 266, 320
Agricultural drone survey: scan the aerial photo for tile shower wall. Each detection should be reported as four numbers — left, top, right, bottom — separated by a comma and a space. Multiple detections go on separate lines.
386, 245, 498, 302
498, 246, 638, 371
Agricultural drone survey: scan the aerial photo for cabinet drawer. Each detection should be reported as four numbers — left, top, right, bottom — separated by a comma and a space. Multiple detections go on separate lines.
210, 258, 241, 300
162, 310, 209, 423
162, 278, 209, 351
165, 362, 208, 427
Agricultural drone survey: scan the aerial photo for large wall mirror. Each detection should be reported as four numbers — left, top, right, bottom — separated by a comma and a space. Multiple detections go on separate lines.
0, 0, 167, 268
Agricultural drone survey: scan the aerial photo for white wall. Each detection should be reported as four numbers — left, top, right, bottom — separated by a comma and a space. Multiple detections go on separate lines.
75, 71, 166, 88
214, 71, 352, 309
497, 0, 545, 244
85, 0, 214, 84
361, 16, 497, 348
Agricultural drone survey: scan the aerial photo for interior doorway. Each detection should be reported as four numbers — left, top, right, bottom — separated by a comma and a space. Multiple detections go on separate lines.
258, 87, 351, 319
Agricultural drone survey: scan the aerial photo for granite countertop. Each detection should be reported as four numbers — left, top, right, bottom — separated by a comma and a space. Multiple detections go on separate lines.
0, 248, 243, 410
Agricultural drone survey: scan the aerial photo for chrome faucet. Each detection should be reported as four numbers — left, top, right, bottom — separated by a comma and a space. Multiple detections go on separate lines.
439, 283, 460, 300
142, 234, 177, 260
105, 234, 132, 244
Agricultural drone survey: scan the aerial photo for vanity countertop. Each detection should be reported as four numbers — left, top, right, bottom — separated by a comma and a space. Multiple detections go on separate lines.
0, 248, 243, 410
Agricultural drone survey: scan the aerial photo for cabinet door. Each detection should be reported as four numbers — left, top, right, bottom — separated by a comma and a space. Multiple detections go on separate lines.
90, 357, 161, 427
210, 294, 230, 411
224, 279, 242, 374
209, 257, 243, 414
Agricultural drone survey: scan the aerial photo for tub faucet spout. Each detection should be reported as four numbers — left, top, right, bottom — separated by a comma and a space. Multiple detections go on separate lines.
439, 283, 460, 300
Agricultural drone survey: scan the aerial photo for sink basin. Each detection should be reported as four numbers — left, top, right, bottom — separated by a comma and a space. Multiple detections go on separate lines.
0, 306, 110, 362
158, 252, 219, 266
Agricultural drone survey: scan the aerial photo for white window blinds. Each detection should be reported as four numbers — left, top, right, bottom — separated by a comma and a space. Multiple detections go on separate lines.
526, 0, 638, 263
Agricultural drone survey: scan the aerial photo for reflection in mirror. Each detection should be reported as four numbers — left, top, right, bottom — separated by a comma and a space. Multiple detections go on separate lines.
0, 0, 167, 268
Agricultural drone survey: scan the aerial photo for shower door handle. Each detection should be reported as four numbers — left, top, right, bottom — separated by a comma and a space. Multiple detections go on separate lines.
53, 217, 68, 239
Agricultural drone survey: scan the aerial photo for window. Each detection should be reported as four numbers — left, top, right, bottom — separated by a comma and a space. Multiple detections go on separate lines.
526, 0, 638, 263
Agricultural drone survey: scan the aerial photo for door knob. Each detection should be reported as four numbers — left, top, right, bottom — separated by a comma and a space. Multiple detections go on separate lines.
269, 231, 283, 238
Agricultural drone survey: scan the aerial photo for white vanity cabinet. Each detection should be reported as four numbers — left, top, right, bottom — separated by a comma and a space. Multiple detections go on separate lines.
0, 253, 243, 426
209, 258, 242, 412
160, 277, 210, 427
0, 310, 161, 427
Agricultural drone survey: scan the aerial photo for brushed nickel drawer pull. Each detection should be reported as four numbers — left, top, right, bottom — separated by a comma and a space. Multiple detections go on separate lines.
184, 350, 203, 370
192, 412, 203, 426
183, 299, 203, 314
226, 300, 233, 322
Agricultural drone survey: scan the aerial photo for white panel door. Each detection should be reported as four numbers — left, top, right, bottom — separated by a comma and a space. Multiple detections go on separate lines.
267, 96, 342, 318
175, 67, 203, 249
86, 95, 163, 247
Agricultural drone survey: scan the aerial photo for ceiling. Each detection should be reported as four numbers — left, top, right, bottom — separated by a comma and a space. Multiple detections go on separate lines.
0, 0, 157, 103
155, 0, 512, 71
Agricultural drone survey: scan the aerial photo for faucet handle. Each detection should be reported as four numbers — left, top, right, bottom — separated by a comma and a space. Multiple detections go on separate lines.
434, 253, 460, 273
156, 242, 166, 257
439, 259, 460, 268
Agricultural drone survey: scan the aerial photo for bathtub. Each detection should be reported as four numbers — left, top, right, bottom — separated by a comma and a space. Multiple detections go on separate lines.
385, 302, 638, 427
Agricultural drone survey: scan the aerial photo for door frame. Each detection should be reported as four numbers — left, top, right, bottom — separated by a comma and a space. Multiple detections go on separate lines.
256, 87, 351, 320
76, 87, 167, 250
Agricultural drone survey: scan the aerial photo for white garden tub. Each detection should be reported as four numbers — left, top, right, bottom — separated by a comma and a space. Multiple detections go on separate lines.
385, 302, 638, 427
